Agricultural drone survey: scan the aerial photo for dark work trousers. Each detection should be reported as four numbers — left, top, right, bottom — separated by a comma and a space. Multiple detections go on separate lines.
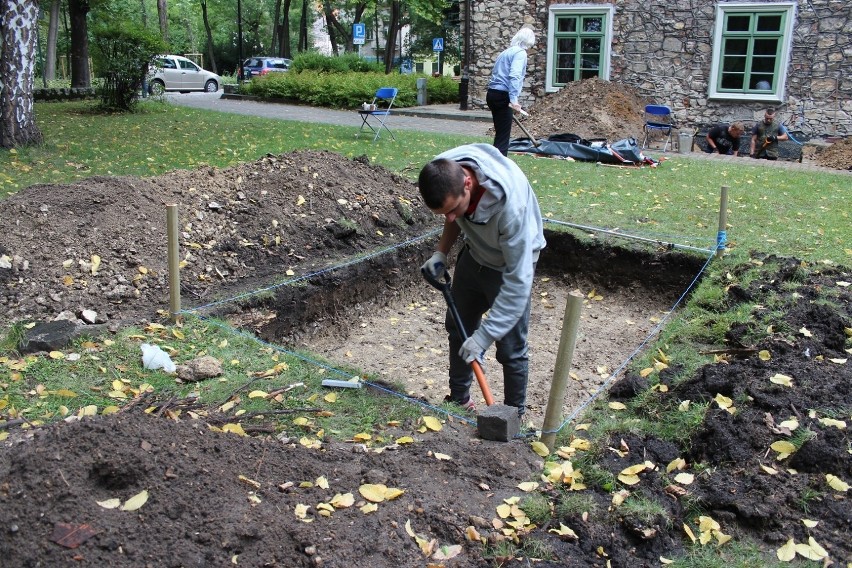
446, 246, 533, 415
486, 88, 513, 156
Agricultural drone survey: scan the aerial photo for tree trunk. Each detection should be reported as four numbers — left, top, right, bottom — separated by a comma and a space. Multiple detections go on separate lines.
67, 0, 89, 88
157, 0, 168, 41
322, 1, 338, 55
44, 0, 59, 81
277, 0, 292, 58
384, 0, 400, 74
298, 0, 307, 52
200, 0, 217, 74
0, 0, 43, 148
323, 2, 351, 53
140, 0, 147, 28
271, 0, 281, 54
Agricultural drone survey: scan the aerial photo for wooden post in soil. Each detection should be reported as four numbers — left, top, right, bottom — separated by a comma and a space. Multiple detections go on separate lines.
540, 291, 584, 452
716, 186, 729, 258
166, 204, 181, 321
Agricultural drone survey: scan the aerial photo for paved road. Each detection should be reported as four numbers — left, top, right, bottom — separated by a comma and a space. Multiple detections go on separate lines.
165, 92, 492, 138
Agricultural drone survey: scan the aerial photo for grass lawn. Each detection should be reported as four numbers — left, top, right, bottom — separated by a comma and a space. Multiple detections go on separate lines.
5, 101, 848, 265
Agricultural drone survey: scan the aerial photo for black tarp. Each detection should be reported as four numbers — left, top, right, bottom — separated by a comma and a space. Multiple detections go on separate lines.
509, 135, 659, 166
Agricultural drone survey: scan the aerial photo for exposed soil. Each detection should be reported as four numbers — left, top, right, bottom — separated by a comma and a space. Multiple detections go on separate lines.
1, 87, 850, 566
814, 136, 852, 170
521, 77, 650, 143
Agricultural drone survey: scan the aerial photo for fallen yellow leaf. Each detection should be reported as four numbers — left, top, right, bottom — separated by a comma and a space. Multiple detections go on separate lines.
825, 473, 849, 492
530, 441, 550, 457
120, 490, 149, 511
769, 373, 794, 387
422, 416, 442, 431
776, 538, 796, 561
97, 498, 121, 509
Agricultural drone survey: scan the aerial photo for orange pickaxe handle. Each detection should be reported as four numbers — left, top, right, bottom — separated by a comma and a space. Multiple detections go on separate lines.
422, 266, 495, 406
471, 360, 494, 406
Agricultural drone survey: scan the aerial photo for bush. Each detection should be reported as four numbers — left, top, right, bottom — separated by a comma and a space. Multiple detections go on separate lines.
241, 71, 459, 108
290, 52, 385, 74
92, 24, 165, 112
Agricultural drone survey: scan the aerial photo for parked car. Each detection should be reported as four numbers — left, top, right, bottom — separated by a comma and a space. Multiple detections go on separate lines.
242, 57, 292, 79
148, 55, 221, 95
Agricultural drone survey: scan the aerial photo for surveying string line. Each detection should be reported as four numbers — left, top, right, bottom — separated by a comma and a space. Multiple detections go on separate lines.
541, 247, 717, 437
544, 219, 715, 254
183, 312, 477, 426
188, 228, 441, 313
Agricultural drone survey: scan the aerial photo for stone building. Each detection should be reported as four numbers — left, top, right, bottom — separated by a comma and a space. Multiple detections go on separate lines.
464, 0, 850, 136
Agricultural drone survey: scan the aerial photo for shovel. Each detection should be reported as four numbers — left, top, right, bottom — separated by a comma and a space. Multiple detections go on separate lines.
422, 267, 495, 407
512, 111, 541, 148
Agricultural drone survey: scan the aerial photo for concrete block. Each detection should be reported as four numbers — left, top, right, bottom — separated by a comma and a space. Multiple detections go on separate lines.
477, 404, 520, 442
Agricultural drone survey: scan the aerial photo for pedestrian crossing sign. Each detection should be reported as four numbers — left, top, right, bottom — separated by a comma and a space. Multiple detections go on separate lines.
432, 38, 444, 52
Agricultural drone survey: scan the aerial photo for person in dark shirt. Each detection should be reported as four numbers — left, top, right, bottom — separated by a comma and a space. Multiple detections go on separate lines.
750, 108, 789, 160
705, 122, 745, 156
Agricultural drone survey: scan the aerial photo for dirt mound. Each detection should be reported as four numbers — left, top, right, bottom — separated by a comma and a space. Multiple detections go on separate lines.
521, 77, 650, 141
0, 151, 433, 327
814, 136, 852, 170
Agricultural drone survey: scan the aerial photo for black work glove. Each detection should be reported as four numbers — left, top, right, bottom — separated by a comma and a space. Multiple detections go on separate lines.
767, 135, 778, 143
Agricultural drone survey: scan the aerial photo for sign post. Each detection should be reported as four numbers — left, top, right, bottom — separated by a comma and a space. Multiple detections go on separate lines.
432, 37, 444, 76
353, 23, 366, 56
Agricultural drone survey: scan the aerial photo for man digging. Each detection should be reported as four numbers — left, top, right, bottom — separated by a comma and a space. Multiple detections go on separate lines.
417, 143, 546, 422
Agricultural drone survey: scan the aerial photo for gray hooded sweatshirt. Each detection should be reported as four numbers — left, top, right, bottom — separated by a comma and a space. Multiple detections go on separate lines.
436, 143, 546, 342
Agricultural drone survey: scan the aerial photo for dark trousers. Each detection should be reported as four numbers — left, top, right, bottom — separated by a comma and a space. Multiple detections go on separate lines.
446, 247, 532, 414
486, 88, 512, 156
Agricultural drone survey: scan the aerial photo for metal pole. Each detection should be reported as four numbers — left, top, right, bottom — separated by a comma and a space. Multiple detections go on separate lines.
167, 204, 181, 321
540, 291, 584, 451
716, 185, 729, 258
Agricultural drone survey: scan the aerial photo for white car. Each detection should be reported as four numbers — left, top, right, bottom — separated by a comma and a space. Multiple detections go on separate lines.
148, 55, 221, 94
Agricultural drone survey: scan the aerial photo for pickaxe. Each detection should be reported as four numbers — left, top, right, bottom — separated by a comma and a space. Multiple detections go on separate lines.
421, 267, 495, 406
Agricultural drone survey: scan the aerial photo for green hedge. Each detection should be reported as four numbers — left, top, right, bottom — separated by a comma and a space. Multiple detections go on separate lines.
240, 71, 460, 108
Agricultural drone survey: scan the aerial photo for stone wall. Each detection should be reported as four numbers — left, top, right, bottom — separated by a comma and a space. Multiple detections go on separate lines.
466, 0, 850, 137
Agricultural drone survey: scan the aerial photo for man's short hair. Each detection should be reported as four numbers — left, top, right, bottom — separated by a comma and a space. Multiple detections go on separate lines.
731, 121, 745, 133
765, 107, 777, 116
418, 158, 465, 210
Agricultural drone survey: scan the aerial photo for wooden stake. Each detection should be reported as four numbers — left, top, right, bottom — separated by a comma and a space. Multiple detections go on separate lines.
540, 291, 584, 451
716, 186, 729, 258
166, 204, 181, 321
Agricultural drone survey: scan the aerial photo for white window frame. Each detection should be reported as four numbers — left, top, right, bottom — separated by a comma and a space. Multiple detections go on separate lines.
546, 4, 614, 93
708, 1, 796, 102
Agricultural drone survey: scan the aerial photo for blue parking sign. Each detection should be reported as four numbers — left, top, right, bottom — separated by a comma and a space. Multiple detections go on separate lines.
353, 23, 366, 45
432, 38, 444, 52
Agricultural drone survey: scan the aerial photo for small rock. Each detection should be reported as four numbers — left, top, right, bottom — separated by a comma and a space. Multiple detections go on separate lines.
80, 309, 98, 324
55, 311, 78, 322
175, 355, 223, 382
208, 202, 222, 211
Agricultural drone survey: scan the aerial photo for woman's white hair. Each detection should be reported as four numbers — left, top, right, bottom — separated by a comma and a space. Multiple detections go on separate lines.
510, 27, 535, 49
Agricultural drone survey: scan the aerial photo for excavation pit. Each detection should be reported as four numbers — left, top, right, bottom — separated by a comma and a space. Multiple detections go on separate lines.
230, 229, 707, 426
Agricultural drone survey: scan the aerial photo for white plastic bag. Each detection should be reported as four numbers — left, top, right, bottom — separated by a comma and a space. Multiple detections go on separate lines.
141, 343, 176, 373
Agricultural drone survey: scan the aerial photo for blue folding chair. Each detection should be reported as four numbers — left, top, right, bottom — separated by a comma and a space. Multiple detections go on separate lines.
641, 104, 676, 151
357, 87, 398, 142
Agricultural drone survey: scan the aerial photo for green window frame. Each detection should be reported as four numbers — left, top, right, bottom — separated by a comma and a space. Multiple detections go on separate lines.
546, 7, 612, 92
709, 2, 795, 101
